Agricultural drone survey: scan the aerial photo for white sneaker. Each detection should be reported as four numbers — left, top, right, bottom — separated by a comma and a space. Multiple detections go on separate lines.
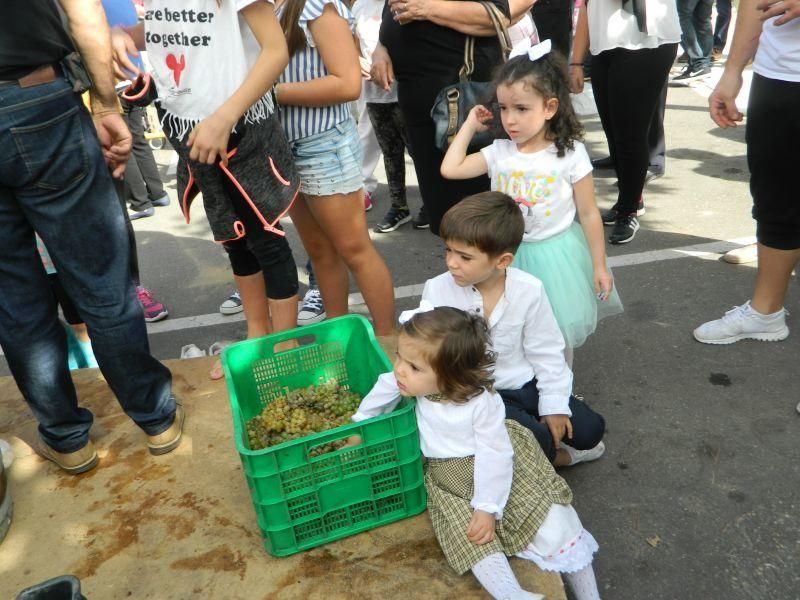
219, 290, 243, 315
563, 441, 606, 466
297, 288, 326, 326
180, 344, 207, 359
722, 243, 758, 265
693, 301, 789, 344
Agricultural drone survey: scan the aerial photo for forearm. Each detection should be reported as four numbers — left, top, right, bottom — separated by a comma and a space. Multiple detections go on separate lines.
276, 76, 361, 108
570, 5, 589, 63
58, 0, 118, 112
579, 210, 607, 270
125, 22, 146, 51
440, 124, 476, 178
426, 0, 502, 36
724, 0, 763, 74
218, 43, 289, 123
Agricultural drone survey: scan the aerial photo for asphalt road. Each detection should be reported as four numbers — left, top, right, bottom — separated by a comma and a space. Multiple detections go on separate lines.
3, 62, 798, 599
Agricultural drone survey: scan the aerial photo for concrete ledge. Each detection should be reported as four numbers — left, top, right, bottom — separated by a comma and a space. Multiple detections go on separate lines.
0, 358, 565, 599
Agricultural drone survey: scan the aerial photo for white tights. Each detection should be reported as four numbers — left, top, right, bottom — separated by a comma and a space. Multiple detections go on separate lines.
472, 552, 523, 599
563, 564, 601, 600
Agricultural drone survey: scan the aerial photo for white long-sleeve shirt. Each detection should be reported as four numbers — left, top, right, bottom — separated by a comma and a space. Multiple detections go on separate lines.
422, 268, 573, 417
352, 372, 514, 517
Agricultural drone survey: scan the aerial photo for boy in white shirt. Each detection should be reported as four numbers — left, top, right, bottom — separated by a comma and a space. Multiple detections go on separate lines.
422, 192, 606, 466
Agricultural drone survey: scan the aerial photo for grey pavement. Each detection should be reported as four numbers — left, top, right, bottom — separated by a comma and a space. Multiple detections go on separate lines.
4, 62, 799, 599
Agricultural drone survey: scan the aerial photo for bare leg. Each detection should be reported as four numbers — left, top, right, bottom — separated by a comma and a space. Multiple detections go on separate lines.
70, 323, 90, 343
289, 195, 350, 317
305, 189, 395, 335
750, 244, 800, 315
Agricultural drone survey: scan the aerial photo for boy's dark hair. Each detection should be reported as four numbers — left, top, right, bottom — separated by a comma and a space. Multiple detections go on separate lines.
439, 192, 524, 257
400, 307, 495, 403
492, 50, 584, 157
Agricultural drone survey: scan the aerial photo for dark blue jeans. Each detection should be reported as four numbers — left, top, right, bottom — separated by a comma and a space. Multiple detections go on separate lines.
499, 379, 606, 463
0, 76, 175, 453
713, 0, 732, 51
678, 0, 714, 70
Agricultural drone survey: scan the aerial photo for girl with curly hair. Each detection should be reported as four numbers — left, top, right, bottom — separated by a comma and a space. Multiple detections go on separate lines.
440, 40, 622, 362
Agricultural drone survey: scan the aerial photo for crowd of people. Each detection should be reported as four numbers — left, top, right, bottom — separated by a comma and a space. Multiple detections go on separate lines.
1, 0, 798, 597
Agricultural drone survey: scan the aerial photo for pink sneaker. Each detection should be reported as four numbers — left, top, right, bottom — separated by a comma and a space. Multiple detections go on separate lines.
136, 286, 169, 322
364, 191, 373, 212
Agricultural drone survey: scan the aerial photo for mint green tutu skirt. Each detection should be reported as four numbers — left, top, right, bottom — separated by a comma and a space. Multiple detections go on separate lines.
512, 222, 623, 348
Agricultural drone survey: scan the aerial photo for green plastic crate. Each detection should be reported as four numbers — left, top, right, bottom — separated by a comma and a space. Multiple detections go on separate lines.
221, 315, 427, 557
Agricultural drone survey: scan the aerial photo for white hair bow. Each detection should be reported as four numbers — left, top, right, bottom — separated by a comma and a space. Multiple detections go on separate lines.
509, 38, 552, 62
398, 300, 436, 325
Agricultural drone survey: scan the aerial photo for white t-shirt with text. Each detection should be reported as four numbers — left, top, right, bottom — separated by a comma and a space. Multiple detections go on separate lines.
481, 140, 592, 242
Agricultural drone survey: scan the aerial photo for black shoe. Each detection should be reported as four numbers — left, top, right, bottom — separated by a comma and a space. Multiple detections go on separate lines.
609, 214, 640, 244
591, 156, 615, 170
412, 207, 430, 229
374, 207, 411, 233
672, 64, 712, 82
601, 198, 645, 226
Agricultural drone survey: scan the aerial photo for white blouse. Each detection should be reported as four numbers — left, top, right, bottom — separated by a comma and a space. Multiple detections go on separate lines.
352, 372, 514, 517
422, 268, 573, 417
587, 0, 681, 55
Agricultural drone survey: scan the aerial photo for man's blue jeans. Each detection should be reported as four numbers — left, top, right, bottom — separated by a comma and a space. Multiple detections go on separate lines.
678, 0, 714, 70
0, 76, 175, 453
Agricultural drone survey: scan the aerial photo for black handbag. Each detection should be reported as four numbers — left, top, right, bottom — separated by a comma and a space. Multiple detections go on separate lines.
430, 1, 511, 153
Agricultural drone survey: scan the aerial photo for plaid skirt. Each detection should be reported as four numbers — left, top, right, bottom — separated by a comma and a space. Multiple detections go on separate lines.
425, 420, 573, 575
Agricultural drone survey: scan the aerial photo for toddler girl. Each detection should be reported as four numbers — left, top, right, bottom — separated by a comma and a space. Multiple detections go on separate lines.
441, 39, 623, 362
352, 306, 601, 600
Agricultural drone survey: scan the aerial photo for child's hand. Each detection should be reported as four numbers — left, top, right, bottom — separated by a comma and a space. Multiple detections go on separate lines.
187, 112, 236, 166
466, 509, 496, 545
540, 414, 573, 449
594, 267, 614, 301
343, 435, 363, 448
466, 105, 494, 133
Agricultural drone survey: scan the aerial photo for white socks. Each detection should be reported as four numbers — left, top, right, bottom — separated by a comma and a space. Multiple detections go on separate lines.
472, 553, 524, 600
563, 564, 601, 600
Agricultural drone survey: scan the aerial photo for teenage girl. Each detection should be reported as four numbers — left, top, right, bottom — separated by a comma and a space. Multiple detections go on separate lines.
111, 0, 301, 378
352, 306, 601, 600
275, 0, 395, 335
441, 39, 623, 364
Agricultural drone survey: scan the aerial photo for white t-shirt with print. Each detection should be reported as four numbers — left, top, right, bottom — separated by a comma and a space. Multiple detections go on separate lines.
143, 0, 274, 140
481, 140, 593, 242
352, 0, 397, 103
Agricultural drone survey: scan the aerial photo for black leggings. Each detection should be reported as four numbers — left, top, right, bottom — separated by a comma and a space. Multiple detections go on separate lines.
221, 168, 298, 300
499, 379, 606, 463
366, 102, 409, 210
591, 43, 678, 215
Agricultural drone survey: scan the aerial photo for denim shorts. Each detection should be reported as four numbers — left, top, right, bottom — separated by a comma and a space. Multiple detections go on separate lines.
290, 118, 363, 197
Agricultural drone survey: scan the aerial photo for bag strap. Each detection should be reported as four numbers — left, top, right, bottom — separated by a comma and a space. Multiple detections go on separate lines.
458, 1, 512, 82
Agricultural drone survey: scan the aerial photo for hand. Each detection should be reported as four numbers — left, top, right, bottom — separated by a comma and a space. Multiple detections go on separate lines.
110, 26, 141, 80
370, 44, 394, 92
359, 56, 372, 80
187, 112, 236, 165
708, 70, 744, 128
388, 0, 431, 24
466, 510, 496, 545
93, 113, 132, 179
343, 435, 363, 448
594, 266, 613, 301
466, 105, 494, 133
540, 414, 573, 450
756, 0, 800, 24
569, 65, 584, 94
